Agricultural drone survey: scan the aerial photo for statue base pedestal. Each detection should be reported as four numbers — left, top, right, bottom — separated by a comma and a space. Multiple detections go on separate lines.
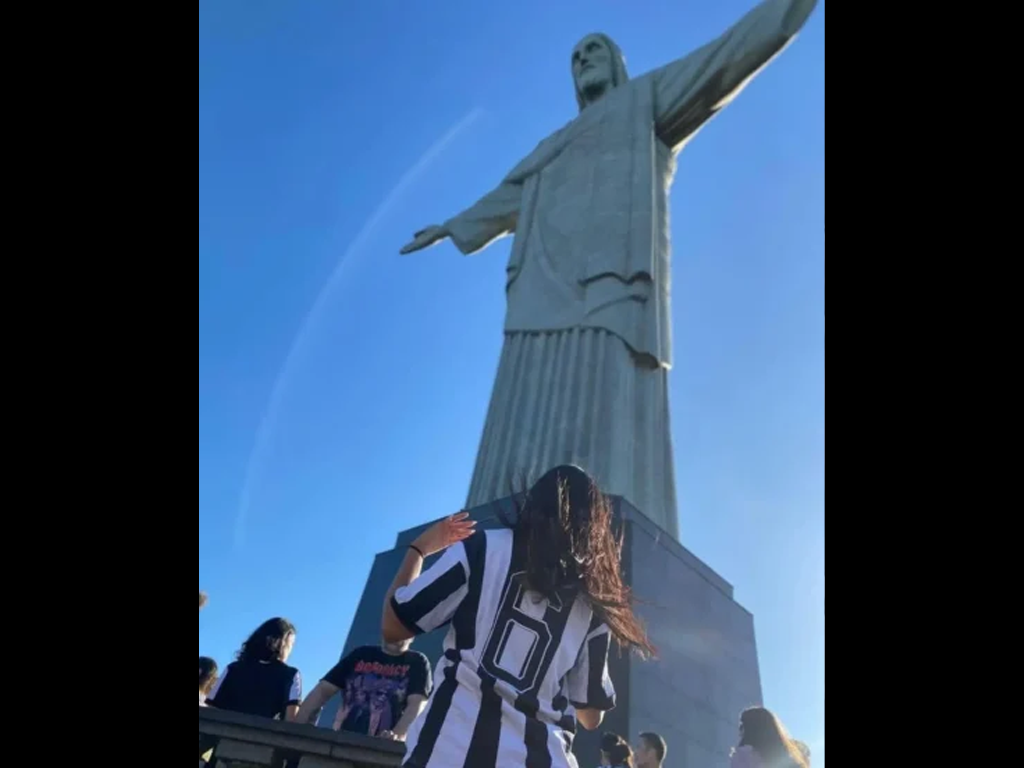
325, 496, 762, 768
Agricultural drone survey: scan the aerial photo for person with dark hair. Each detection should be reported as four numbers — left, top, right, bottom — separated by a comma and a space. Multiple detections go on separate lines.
199, 657, 219, 706
206, 618, 303, 721
634, 732, 666, 768
381, 465, 655, 768
731, 708, 808, 768
599, 733, 633, 767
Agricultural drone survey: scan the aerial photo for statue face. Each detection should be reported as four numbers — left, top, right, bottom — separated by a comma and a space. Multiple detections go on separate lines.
572, 35, 614, 99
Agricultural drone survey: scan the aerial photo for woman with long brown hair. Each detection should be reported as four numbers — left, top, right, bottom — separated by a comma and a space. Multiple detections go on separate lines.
382, 465, 654, 768
731, 708, 808, 768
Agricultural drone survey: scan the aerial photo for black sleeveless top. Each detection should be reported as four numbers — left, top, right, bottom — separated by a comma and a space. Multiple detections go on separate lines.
206, 659, 302, 720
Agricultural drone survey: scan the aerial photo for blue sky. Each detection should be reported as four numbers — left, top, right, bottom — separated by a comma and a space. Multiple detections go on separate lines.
199, 0, 825, 760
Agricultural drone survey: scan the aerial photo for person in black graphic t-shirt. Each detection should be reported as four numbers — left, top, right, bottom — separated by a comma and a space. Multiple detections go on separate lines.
296, 640, 432, 741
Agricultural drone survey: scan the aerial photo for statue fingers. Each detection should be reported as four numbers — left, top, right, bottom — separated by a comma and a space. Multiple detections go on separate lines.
401, 226, 446, 255
400, 236, 427, 255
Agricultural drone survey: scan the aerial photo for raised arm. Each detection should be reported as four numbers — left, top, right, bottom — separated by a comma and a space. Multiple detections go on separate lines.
382, 513, 477, 643
654, 0, 819, 149
400, 181, 521, 256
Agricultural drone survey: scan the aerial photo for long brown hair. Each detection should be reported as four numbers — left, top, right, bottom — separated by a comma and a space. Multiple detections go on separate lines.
502, 465, 656, 657
739, 708, 808, 768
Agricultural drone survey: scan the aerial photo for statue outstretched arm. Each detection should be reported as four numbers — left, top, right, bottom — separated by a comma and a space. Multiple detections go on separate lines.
401, 181, 521, 256
653, 0, 819, 149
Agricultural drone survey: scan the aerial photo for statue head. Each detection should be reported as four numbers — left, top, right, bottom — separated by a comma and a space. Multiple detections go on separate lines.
572, 33, 629, 111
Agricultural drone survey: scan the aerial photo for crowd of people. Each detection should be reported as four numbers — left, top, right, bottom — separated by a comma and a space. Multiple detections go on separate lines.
200, 465, 812, 768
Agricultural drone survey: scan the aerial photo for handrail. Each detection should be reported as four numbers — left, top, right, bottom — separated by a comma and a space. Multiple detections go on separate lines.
199, 707, 404, 767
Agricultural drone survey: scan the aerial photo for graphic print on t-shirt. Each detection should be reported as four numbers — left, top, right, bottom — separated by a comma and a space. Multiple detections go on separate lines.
326, 648, 431, 738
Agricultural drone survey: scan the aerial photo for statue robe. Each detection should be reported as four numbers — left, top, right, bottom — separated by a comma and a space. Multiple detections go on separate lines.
447, 0, 817, 539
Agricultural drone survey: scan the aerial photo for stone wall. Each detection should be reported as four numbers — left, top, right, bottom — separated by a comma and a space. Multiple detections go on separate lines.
623, 502, 763, 768
199, 708, 404, 768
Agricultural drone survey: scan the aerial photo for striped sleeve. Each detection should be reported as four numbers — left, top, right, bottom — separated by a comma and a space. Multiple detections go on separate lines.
565, 619, 616, 712
391, 542, 470, 635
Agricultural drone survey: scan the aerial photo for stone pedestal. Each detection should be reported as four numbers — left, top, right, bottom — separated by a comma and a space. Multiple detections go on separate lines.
324, 497, 762, 768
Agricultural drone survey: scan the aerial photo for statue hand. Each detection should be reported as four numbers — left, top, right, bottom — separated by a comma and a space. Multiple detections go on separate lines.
400, 225, 449, 255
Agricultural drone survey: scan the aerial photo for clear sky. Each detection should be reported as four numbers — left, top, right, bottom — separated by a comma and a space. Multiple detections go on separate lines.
199, 0, 825, 762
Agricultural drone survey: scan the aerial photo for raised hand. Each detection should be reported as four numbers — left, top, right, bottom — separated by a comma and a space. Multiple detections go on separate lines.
400, 225, 450, 255
412, 512, 476, 558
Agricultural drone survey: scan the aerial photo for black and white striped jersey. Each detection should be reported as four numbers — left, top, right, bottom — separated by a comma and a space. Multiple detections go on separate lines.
391, 528, 616, 768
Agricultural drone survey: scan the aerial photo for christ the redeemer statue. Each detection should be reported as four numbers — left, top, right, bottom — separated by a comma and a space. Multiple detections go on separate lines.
401, 0, 819, 540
